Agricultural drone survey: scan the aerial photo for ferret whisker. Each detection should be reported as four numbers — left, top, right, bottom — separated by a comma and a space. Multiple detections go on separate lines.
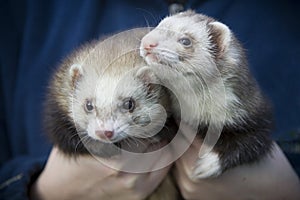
69, 132, 80, 141
67, 130, 86, 142
74, 134, 88, 153
127, 136, 149, 151
128, 136, 143, 148
123, 137, 134, 149
135, 8, 158, 26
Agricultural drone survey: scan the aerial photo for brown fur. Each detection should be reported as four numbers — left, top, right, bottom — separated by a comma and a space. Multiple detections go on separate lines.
140, 10, 274, 177
44, 28, 181, 200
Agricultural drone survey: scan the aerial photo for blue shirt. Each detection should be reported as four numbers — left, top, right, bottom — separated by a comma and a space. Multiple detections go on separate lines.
1, 0, 299, 199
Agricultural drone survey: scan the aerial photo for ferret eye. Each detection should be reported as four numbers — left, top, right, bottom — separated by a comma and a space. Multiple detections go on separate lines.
178, 37, 192, 47
85, 100, 94, 113
123, 97, 135, 113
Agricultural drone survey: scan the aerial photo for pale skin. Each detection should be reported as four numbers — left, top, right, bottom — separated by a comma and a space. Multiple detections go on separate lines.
30, 128, 300, 200
175, 122, 300, 200
174, 142, 300, 200
29, 147, 172, 200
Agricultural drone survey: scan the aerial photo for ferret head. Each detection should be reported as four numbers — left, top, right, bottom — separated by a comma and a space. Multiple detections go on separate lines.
140, 10, 239, 75
69, 64, 168, 145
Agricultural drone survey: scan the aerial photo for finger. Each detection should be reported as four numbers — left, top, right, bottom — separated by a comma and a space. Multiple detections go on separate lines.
136, 164, 172, 197
118, 142, 173, 177
177, 137, 202, 165
76, 154, 119, 176
174, 138, 203, 182
175, 155, 192, 180
137, 147, 174, 194
117, 146, 173, 193
173, 162, 200, 199
150, 143, 174, 170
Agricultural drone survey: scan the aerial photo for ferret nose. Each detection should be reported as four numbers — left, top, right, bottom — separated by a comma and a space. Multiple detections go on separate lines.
104, 131, 114, 139
144, 42, 158, 50
95, 130, 114, 140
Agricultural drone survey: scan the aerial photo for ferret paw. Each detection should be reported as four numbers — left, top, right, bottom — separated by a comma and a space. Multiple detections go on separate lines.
192, 151, 222, 179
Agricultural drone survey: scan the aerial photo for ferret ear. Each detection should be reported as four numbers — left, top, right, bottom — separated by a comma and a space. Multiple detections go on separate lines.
208, 21, 232, 57
136, 66, 160, 92
69, 64, 83, 88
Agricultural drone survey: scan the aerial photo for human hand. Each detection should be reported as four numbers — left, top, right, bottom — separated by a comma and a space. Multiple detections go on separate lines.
174, 123, 300, 200
29, 147, 172, 200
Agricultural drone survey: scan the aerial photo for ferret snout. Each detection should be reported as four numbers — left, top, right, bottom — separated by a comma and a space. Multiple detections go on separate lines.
143, 42, 158, 51
95, 130, 114, 140
141, 35, 159, 51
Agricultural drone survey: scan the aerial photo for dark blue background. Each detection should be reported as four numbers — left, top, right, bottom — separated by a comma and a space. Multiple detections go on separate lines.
0, 1, 299, 197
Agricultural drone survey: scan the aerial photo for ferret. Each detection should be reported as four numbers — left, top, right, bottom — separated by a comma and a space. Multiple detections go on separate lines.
45, 28, 165, 156
44, 28, 180, 200
140, 10, 274, 178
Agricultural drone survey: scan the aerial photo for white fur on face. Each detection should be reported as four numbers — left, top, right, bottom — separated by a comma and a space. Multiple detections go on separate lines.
140, 12, 248, 127
140, 14, 213, 73
69, 66, 166, 144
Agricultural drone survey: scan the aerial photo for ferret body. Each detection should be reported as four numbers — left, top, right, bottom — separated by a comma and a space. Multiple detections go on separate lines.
44, 28, 180, 200
140, 10, 273, 178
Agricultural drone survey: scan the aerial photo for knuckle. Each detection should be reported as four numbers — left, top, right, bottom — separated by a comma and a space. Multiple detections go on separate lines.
178, 181, 196, 199
180, 186, 196, 200
123, 178, 136, 190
